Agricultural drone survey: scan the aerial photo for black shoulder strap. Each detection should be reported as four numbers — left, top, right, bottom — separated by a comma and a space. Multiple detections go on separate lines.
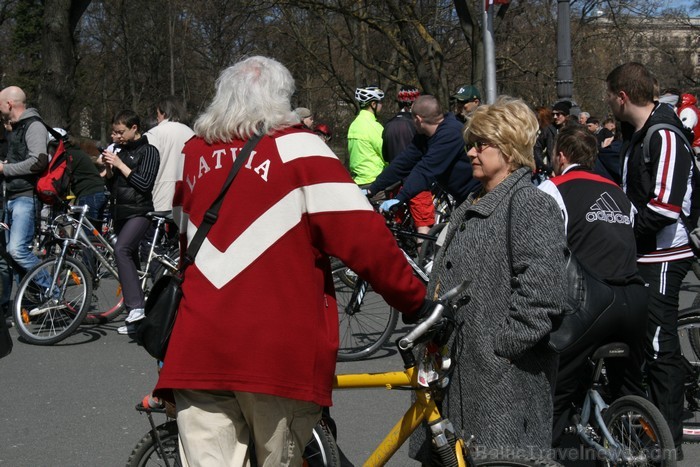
182, 133, 263, 270
643, 123, 692, 164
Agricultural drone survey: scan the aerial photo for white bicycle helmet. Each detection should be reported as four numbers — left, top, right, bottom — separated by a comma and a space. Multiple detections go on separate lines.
355, 86, 385, 105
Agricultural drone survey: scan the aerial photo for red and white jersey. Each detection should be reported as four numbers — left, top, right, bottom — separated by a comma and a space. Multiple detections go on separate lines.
156, 126, 425, 406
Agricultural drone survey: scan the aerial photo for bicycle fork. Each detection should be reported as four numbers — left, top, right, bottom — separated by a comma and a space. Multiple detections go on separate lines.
346, 278, 368, 315
572, 389, 629, 463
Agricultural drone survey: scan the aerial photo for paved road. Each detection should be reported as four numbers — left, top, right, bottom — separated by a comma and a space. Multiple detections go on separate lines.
1, 275, 700, 466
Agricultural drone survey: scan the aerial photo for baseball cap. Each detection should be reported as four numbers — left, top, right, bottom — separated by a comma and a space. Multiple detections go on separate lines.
452, 85, 481, 102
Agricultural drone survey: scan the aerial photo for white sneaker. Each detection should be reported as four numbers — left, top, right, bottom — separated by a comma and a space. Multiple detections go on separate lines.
117, 322, 138, 335
125, 308, 145, 323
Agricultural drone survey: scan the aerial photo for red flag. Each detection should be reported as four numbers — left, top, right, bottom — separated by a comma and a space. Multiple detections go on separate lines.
485, 0, 509, 11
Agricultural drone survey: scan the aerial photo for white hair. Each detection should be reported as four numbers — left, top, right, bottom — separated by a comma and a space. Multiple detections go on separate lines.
194, 56, 298, 143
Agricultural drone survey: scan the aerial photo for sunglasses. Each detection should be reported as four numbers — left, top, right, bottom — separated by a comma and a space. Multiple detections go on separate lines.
552, 111, 565, 117
468, 141, 494, 152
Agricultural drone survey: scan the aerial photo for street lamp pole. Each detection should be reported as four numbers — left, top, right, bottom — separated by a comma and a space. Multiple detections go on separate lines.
483, 7, 497, 104
556, 0, 573, 101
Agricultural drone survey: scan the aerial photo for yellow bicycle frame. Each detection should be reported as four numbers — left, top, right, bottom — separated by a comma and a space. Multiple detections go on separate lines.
333, 366, 467, 467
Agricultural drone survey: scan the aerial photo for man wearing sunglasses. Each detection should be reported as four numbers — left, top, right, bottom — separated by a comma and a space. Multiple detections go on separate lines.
551, 100, 572, 129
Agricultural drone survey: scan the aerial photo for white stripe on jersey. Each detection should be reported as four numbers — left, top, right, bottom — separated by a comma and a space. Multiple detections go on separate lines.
190, 182, 372, 288
654, 129, 676, 206
276, 132, 337, 163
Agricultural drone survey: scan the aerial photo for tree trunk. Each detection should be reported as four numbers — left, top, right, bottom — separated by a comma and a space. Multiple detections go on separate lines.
39, 0, 91, 130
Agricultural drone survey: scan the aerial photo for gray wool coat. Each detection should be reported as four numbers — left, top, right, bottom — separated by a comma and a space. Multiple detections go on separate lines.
412, 167, 568, 460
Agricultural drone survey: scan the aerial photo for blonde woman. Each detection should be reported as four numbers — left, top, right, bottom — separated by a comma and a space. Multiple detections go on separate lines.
414, 97, 567, 460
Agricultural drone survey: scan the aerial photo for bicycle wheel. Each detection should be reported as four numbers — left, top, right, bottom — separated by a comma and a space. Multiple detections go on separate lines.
335, 271, 398, 362
474, 458, 562, 467
13, 257, 92, 345
302, 419, 341, 467
599, 395, 676, 466
126, 420, 181, 467
678, 310, 700, 442
680, 306, 700, 362
329, 258, 358, 289
83, 244, 124, 324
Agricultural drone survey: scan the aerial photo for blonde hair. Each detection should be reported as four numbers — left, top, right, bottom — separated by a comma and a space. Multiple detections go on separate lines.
463, 96, 538, 171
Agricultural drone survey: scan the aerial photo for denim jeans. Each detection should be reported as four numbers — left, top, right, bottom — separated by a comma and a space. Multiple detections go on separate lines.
77, 191, 108, 275
77, 191, 107, 230
5, 196, 40, 275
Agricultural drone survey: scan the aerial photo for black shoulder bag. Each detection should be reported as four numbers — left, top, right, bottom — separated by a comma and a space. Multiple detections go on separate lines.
136, 133, 263, 360
505, 186, 615, 354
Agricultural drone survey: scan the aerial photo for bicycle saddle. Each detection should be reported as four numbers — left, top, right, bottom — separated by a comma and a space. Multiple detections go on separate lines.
591, 342, 629, 360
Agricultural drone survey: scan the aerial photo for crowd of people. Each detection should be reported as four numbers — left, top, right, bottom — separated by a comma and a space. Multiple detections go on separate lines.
0, 55, 699, 466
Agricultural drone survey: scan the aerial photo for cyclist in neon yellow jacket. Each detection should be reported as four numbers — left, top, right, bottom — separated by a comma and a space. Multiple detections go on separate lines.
348, 86, 386, 185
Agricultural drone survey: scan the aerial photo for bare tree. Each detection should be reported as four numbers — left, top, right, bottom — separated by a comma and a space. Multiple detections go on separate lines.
39, 0, 92, 129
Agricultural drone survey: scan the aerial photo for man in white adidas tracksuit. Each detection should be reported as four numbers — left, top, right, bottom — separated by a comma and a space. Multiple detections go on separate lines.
607, 62, 694, 458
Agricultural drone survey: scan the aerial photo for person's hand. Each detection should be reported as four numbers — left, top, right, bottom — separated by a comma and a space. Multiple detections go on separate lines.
601, 136, 614, 148
101, 150, 123, 171
402, 299, 437, 325
379, 199, 402, 213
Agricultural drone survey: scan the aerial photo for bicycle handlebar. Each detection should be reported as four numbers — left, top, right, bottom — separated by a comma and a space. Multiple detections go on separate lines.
398, 280, 469, 351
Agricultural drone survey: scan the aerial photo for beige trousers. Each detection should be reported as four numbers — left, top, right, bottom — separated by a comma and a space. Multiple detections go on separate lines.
173, 389, 322, 467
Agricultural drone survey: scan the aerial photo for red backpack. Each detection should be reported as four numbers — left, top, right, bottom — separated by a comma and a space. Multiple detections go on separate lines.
36, 127, 73, 205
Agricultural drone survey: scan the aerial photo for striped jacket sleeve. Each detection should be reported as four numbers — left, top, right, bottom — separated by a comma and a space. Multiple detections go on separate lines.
634, 127, 693, 238
127, 145, 160, 193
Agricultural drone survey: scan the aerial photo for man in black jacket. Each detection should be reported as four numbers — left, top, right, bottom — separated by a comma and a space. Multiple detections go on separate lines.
540, 124, 648, 445
607, 62, 694, 457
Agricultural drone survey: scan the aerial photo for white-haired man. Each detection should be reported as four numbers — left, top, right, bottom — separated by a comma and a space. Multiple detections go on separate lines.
154, 56, 428, 466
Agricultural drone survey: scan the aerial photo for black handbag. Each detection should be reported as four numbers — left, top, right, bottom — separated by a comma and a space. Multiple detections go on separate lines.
506, 186, 615, 354
136, 133, 263, 360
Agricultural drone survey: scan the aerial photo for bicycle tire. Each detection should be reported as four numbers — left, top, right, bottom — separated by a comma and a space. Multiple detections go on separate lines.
599, 394, 676, 466
677, 310, 700, 443
330, 258, 357, 288
681, 303, 700, 362
126, 420, 181, 467
474, 458, 562, 467
13, 257, 92, 345
83, 244, 124, 324
302, 419, 341, 467
335, 271, 398, 362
